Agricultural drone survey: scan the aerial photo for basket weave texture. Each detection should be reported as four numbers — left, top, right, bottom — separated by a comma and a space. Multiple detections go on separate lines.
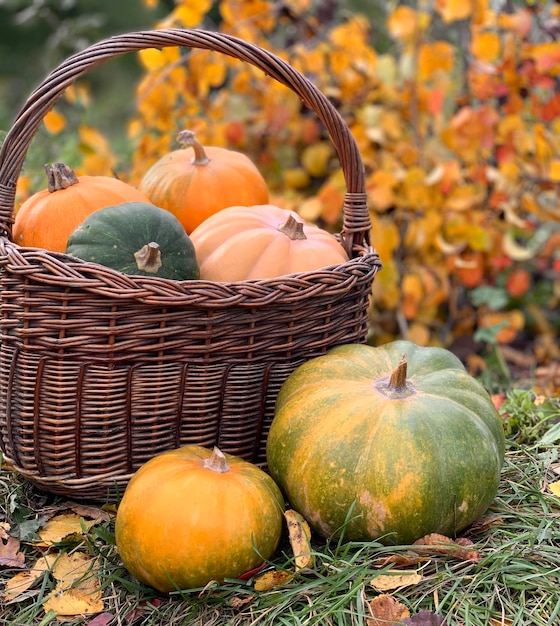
0, 29, 381, 500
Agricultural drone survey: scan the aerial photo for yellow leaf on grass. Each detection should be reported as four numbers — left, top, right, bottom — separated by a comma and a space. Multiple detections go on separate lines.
35, 513, 98, 547
370, 569, 423, 592
43, 552, 103, 617
548, 480, 560, 498
253, 569, 293, 591
3, 554, 57, 600
284, 509, 314, 570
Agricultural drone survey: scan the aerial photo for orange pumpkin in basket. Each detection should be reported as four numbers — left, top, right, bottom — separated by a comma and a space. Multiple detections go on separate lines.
189, 204, 349, 281
138, 130, 269, 234
13, 162, 150, 253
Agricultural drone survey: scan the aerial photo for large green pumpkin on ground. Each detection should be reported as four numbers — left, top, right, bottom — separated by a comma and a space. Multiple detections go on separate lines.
266, 340, 505, 545
65, 201, 199, 280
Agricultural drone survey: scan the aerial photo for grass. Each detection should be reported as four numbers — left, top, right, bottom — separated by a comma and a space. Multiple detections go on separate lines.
1, 391, 560, 625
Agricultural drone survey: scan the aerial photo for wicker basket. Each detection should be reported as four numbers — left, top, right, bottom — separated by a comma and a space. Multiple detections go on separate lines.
0, 29, 381, 500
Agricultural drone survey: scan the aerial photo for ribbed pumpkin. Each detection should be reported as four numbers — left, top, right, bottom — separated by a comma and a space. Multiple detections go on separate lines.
115, 446, 284, 592
266, 340, 505, 545
13, 162, 150, 252
138, 130, 269, 233
65, 202, 199, 280
189, 204, 349, 281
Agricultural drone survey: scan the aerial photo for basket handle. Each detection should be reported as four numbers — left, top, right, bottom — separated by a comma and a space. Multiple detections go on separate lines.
0, 29, 370, 254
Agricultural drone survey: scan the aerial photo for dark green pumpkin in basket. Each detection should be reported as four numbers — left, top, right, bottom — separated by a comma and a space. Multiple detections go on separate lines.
66, 201, 200, 280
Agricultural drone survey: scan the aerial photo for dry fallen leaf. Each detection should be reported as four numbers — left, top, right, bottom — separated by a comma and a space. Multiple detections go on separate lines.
413, 533, 480, 562
64, 503, 112, 523
0, 522, 10, 540
367, 593, 410, 626
43, 551, 104, 617
3, 553, 57, 601
0, 535, 25, 568
464, 514, 504, 535
34, 513, 100, 547
372, 553, 431, 569
253, 569, 293, 592
548, 480, 560, 498
402, 609, 447, 625
370, 569, 423, 592
284, 509, 314, 570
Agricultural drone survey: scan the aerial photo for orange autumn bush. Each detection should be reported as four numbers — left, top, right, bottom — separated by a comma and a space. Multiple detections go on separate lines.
25, 0, 560, 367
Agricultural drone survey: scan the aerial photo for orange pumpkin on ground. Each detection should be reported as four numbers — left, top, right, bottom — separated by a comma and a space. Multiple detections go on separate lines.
138, 130, 269, 233
13, 162, 150, 253
189, 204, 349, 281
115, 446, 284, 592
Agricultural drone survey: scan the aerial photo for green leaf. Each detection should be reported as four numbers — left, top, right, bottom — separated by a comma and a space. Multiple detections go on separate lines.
469, 286, 509, 310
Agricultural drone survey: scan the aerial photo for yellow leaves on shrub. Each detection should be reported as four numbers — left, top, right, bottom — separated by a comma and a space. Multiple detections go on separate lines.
418, 42, 455, 82
527, 41, 560, 76
435, 0, 474, 24
43, 109, 66, 135
367, 170, 398, 212
173, 0, 213, 27
301, 142, 334, 178
220, 0, 275, 37
187, 50, 228, 99
387, 6, 423, 44
78, 126, 117, 176
138, 46, 181, 72
471, 30, 501, 63
548, 160, 560, 183
478, 309, 525, 344
441, 105, 498, 163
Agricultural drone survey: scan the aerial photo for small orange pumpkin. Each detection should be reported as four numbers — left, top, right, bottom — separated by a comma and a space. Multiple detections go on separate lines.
115, 445, 284, 592
13, 162, 150, 253
138, 130, 269, 233
190, 204, 349, 281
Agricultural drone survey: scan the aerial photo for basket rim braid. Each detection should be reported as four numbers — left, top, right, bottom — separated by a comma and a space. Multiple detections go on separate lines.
0, 29, 381, 499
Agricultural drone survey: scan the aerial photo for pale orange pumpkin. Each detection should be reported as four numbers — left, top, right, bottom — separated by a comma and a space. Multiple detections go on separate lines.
138, 130, 269, 234
13, 162, 150, 253
189, 204, 350, 281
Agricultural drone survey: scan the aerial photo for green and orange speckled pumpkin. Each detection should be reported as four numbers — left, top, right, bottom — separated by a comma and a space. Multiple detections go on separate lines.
266, 340, 505, 545
115, 446, 284, 592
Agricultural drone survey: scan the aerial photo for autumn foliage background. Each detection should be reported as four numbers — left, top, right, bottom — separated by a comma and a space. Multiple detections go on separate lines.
11, 0, 560, 378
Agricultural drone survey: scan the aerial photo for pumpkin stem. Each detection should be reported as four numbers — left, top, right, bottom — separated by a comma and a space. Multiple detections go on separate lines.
177, 130, 211, 166
134, 242, 162, 274
375, 353, 416, 399
203, 447, 231, 473
388, 354, 408, 391
278, 214, 307, 240
45, 162, 79, 192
